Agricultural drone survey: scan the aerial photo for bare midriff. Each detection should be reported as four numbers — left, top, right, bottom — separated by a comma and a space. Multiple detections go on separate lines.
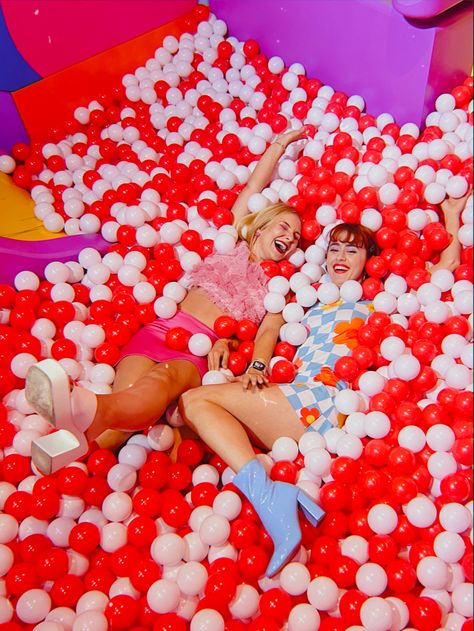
179, 287, 228, 330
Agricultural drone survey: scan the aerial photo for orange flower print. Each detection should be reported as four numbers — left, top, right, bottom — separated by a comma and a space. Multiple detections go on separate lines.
332, 317, 366, 350
313, 366, 339, 387
300, 407, 320, 428
337, 412, 347, 428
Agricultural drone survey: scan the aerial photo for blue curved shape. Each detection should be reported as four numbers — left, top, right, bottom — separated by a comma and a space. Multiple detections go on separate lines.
0, 4, 41, 91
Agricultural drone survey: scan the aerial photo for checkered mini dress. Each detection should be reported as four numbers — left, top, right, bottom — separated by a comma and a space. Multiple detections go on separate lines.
278, 300, 372, 434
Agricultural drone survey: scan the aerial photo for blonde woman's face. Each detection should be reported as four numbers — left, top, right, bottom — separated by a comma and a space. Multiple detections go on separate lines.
250, 211, 301, 262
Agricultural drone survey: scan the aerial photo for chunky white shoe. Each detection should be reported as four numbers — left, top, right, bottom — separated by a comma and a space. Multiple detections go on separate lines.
26, 359, 97, 474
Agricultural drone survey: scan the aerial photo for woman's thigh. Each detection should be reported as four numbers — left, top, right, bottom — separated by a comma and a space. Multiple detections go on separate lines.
182, 382, 305, 449
113, 355, 159, 391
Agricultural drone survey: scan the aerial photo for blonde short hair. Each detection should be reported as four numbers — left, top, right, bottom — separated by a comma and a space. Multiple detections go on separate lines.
236, 202, 299, 248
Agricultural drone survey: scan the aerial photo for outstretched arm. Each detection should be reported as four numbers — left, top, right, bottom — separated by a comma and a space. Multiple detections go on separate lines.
239, 312, 284, 390
207, 312, 284, 389
231, 128, 307, 225
430, 190, 471, 273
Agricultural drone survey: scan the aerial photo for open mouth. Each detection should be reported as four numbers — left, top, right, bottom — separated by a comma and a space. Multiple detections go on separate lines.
333, 264, 350, 273
274, 239, 289, 255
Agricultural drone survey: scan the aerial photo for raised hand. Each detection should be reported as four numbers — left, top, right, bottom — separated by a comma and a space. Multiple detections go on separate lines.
440, 189, 472, 220
274, 126, 309, 149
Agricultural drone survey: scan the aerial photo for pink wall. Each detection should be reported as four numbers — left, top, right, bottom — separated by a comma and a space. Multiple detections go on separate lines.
209, 0, 473, 125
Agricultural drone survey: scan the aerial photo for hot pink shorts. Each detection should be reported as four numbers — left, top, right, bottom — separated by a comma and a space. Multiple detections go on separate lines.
118, 311, 218, 377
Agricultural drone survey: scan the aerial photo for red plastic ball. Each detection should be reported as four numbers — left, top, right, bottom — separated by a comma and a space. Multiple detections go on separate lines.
213, 315, 237, 338
69, 522, 101, 555
270, 359, 296, 383
105, 595, 139, 629
270, 460, 298, 483
408, 597, 442, 631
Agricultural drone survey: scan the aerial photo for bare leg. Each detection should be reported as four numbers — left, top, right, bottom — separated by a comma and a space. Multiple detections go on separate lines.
179, 382, 304, 472
95, 356, 157, 450
87, 358, 201, 442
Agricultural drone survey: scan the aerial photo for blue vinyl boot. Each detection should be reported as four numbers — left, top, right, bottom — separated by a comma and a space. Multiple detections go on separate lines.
233, 458, 325, 577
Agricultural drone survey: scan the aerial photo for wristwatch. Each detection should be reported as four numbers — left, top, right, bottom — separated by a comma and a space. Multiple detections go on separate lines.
248, 360, 267, 372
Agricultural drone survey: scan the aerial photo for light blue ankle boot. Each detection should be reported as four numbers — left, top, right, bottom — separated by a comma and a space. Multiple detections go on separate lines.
233, 458, 325, 577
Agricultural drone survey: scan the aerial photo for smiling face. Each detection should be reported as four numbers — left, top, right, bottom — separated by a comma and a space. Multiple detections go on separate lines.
250, 211, 301, 262
326, 232, 368, 287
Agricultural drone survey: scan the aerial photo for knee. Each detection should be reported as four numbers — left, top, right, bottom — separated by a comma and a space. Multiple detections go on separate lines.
179, 386, 206, 420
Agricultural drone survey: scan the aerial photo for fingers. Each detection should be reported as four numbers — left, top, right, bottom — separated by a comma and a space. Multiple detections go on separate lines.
208, 339, 230, 371
239, 372, 269, 391
221, 348, 229, 369
208, 352, 218, 371
277, 127, 307, 148
208, 350, 229, 371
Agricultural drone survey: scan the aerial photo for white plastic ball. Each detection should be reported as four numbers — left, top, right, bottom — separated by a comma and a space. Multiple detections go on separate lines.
355, 563, 388, 596
307, 576, 339, 611
151, 533, 185, 566
360, 597, 393, 631
364, 411, 391, 439
147, 579, 180, 614
288, 603, 320, 631
153, 296, 177, 319
397, 425, 426, 452
334, 389, 361, 415
416, 556, 450, 590
405, 496, 437, 528
392, 354, 421, 381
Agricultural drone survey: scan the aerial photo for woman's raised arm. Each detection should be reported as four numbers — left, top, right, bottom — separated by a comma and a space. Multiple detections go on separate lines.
231, 128, 307, 225
430, 190, 471, 273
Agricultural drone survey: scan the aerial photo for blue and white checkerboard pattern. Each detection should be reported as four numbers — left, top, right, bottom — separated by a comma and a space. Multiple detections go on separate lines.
278, 300, 371, 434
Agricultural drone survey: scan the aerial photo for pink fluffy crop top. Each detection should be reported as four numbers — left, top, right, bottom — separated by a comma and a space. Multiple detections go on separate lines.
186, 241, 269, 324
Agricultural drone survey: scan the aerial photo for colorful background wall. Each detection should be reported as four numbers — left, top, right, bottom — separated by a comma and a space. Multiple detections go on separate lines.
1, 0, 472, 154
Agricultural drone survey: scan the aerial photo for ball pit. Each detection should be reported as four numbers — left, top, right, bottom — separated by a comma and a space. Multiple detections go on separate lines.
0, 3, 473, 628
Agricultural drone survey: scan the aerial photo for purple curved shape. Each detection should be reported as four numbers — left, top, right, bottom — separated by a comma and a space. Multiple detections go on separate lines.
392, 0, 466, 19
0, 90, 28, 154
0, 233, 109, 285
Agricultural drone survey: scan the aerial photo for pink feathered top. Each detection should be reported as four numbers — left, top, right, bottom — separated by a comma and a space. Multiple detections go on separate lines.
186, 241, 269, 324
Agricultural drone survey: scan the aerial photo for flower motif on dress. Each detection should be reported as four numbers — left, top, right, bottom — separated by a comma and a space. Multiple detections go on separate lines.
313, 366, 339, 387
337, 412, 347, 428
332, 317, 366, 350
300, 407, 320, 428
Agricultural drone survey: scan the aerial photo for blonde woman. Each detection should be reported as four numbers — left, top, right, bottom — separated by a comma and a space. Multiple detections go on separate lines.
26, 129, 306, 474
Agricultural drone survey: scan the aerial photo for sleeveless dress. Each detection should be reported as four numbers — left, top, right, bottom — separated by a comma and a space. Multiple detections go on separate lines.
119, 242, 268, 375
278, 300, 372, 434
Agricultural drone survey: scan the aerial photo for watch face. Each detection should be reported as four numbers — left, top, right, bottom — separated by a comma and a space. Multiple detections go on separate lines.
252, 361, 266, 371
